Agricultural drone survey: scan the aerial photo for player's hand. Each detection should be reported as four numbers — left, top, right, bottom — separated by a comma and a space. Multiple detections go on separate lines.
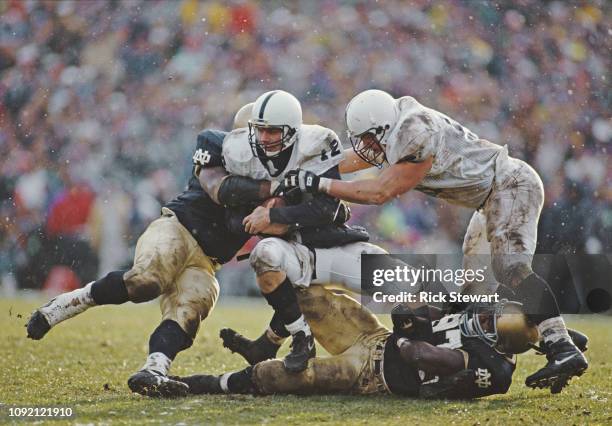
391, 304, 433, 341
243, 206, 271, 234
283, 169, 322, 194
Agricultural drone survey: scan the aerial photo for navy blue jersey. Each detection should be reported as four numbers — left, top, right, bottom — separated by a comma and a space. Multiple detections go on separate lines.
164, 129, 250, 264
384, 313, 515, 398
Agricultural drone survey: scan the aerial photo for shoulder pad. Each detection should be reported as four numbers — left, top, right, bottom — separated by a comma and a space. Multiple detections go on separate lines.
294, 125, 344, 175
193, 129, 226, 168
222, 129, 269, 179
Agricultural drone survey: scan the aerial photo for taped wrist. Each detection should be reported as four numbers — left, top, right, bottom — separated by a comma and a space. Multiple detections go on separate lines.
218, 176, 270, 206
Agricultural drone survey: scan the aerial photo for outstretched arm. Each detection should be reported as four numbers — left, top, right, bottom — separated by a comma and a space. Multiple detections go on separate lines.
324, 157, 433, 205
339, 149, 373, 174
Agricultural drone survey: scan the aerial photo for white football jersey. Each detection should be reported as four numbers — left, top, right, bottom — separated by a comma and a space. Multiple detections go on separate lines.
385, 97, 505, 209
222, 125, 344, 181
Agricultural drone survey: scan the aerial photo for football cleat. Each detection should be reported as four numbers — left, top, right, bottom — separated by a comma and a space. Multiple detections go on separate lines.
171, 375, 222, 395
127, 370, 189, 398
283, 331, 315, 373
220, 328, 281, 365
26, 311, 51, 340
525, 340, 588, 394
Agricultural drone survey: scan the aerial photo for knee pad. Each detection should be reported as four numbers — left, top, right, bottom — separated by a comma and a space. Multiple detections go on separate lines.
124, 267, 162, 303
249, 239, 286, 275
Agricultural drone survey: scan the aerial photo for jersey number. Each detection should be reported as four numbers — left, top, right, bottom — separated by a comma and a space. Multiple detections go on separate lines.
432, 314, 462, 349
320, 139, 341, 161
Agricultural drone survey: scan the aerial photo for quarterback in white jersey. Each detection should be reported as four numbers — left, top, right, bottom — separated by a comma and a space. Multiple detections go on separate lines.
283, 89, 587, 393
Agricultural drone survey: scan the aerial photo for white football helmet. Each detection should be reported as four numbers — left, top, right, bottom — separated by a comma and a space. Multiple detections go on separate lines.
248, 90, 302, 160
345, 89, 399, 167
233, 102, 254, 129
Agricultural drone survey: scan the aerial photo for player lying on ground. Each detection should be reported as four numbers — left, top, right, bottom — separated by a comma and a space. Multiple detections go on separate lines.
282, 90, 588, 393
201, 90, 403, 373
24, 106, 294, 397
173, 287, 545, 399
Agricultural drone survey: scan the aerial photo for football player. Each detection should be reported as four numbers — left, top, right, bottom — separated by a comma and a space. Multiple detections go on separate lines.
172, 287, 540, 399
201, 90, 403, 373
25, 105, 291, 397
282, 90, 588, 393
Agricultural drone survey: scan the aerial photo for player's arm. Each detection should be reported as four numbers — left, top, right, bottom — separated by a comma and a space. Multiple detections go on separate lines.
193, 130, 277, 206
286, 157, 433, 205
198, 168, 275, 206
325, 157, 432, 205
339, 149, 373, 174
396, 338, 466, 377
226, 201, 290, 236
243, 167, 342, 235
419, 343, 515, 399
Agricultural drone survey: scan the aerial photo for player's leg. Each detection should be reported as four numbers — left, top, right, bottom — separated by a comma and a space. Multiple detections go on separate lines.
26, 215, 176, 340
245, 237, 316, 372
128, 215, 219, 397
311, 241, 387, 293
220, 312, 288, 365
178, 350, 364, 396
462, 210, 499, 295
486, 159, 587, 392
296, 285, 387, 355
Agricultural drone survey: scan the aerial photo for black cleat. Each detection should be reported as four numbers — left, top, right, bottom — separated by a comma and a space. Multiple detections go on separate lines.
171, 375, 222, 395
525, 340, 588, 394
220, 328, 281, 365
128, 370, 189, 398
26, 311, 51, 340
283, 331, 315, 373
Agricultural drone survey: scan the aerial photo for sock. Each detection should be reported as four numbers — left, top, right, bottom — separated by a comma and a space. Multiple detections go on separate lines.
149, 320, 193, 360
142, 352, 172, 376
262, 278, 302, 326
90, 271, 129, 305
515, 273, 561, 325
220, 367, 255, 394
538, 316, 571, 345
40, 281, 96, 326
265, 327, 288, 346
266, 312, 290, 345
285, 314, 311, 337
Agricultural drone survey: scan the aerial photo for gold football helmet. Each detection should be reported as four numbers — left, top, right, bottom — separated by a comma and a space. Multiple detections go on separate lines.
459, 300, 539, 354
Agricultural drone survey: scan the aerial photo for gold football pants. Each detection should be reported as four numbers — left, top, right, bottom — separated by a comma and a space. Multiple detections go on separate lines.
123, 208, 220, 338
252, 286, 392, 395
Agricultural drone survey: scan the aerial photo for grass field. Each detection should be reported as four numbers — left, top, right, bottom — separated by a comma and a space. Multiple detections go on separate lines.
1, 296, 611, 425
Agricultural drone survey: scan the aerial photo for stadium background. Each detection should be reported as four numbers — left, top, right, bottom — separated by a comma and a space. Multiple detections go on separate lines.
0, 0, 609, 299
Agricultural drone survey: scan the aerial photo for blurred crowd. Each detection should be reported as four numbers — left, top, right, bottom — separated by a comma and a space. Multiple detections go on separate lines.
0, 0, 609, 293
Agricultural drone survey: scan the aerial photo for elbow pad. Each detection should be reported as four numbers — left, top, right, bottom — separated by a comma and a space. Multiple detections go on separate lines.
218, 176, 268, 206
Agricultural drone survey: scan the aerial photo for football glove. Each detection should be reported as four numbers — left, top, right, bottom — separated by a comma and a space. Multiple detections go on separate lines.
283, 169, 322, 194
391, 304, 433, 341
